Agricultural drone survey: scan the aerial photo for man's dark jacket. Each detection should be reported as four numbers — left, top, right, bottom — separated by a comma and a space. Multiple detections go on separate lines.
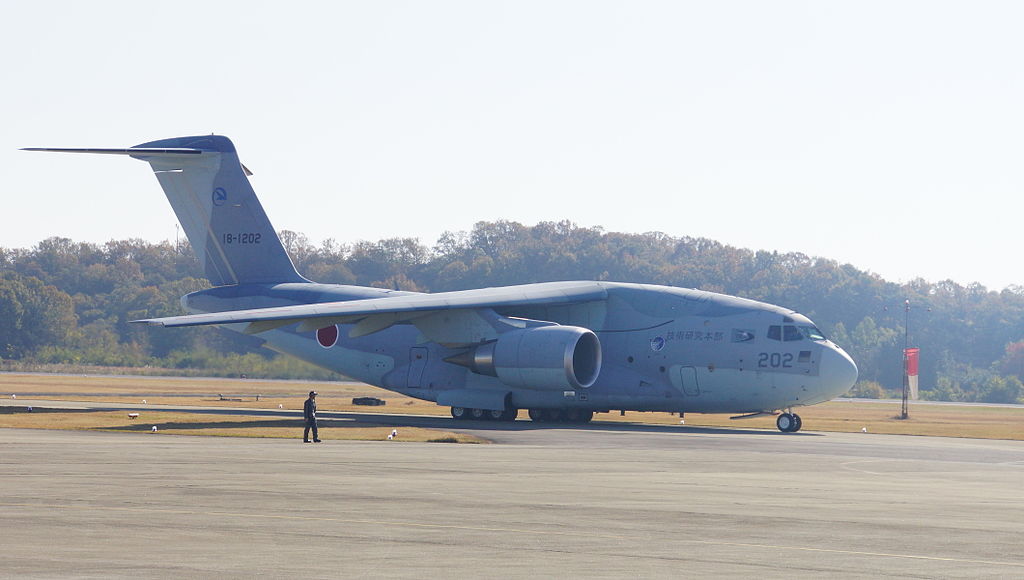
303, 398, 317, 425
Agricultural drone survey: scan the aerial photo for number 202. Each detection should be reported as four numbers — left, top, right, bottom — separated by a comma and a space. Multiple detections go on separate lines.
758, 352, 793, 368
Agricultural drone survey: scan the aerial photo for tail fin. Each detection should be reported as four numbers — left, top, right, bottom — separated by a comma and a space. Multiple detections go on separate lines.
25, 135, 307, 286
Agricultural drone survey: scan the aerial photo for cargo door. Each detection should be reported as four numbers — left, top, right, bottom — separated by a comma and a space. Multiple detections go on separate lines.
408, 347, 428, 388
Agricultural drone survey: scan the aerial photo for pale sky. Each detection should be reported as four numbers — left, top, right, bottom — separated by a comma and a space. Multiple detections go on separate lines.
4, 1, 1022, 290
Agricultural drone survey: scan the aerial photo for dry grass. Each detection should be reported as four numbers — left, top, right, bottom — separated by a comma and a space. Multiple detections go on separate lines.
597, 401, 1024, 440
0, 408, 485, 443
2, 372, 1023, 440
0, 373, 449, 415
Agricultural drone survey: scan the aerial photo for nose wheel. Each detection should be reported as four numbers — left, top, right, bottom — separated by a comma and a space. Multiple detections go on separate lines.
776, 412, 802, 433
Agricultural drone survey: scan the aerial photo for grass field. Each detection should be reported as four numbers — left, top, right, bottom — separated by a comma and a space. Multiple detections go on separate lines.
0, 407, 485, 443
1, 372, 1023, 440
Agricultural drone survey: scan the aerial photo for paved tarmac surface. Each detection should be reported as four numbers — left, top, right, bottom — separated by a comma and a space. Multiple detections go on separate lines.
2, 405, 1023, 579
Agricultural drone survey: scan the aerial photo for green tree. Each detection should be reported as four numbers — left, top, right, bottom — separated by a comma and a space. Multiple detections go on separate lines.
0, 273, 77, 359
997, 340, 1024, 379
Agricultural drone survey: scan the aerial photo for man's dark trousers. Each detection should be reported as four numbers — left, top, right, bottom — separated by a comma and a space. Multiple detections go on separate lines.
303, 420, 318, 443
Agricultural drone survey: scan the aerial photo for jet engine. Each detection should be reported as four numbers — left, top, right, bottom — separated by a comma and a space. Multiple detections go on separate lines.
447, 326, 602, 390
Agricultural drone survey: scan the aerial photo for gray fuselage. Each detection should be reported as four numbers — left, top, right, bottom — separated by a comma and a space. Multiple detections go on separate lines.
184, 281, 858, 415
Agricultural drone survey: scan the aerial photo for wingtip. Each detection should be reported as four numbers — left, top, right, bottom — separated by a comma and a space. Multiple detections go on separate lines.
130, 319, 165, 327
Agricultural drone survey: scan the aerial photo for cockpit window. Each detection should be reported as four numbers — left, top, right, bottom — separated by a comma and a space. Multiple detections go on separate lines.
782, 325, 803, 342
800, 326, 827, 341
770, 324, 824, 342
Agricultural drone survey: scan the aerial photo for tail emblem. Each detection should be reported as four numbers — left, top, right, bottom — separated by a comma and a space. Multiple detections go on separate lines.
212, 187, 228, 206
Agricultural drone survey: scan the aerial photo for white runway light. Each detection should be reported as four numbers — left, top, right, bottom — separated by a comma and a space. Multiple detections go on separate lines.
278, 404, 283, 409
391, 429, 398, 438
862, 427, 868, 433
387, 434, 393, 440
142, 400, 147, 404
11, 394, 15, 399
152, 426, 158, 432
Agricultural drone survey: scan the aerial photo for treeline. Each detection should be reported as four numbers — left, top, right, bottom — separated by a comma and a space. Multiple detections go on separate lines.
2, 222, 1023, 403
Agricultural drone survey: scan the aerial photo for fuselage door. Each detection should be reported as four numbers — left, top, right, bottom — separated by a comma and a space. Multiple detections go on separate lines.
678, 366, 700, 396
408, 347, 428, 388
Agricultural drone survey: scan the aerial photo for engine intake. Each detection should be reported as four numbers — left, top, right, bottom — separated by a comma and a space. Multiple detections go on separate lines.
448, 326, 602, 390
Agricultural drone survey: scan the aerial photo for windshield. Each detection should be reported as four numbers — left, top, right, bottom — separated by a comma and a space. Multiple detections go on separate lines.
768, 324, 826, 342
768, 325, 805, 342
782, 325, 803, 341
800, 325, 827, 341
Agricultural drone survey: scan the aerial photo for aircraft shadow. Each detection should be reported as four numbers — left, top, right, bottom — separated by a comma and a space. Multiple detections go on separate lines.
9, 403, 819, 438
321, 411, 823, 437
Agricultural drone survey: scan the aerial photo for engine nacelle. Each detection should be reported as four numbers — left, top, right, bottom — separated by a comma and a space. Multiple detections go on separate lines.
450, 326, 602, 391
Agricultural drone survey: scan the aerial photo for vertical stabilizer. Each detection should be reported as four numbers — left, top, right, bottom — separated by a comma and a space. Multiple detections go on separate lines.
27, 135, 307, 286
132, 135, 306, 286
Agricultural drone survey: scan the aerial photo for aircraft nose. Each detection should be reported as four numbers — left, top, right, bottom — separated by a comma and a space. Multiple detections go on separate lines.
819, 343, 858, 399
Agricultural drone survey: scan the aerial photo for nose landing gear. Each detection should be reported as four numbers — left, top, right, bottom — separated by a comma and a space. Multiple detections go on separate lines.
776, 411, 803, 433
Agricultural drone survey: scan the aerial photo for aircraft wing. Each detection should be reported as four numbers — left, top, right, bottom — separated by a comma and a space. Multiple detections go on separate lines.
133, 281, 609, 340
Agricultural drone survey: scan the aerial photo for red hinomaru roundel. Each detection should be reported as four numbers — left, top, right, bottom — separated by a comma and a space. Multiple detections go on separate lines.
316, 325, 339, 348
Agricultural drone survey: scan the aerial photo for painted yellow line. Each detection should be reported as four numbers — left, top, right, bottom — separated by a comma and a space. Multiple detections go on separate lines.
2, 502, 1022, 568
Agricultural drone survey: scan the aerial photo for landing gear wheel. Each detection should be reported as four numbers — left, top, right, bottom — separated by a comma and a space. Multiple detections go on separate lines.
485, 409, 505, 421
499, 408, 519, 422
469, 408, 486, 420
791, 413, 802, 432
776, 412, 799, 433
450, 406, 468, 420
528, 408, 547, 422
564, 409, 594, 424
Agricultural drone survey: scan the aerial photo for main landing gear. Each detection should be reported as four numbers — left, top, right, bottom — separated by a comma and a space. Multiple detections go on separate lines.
776, 411, 803, 433
448, 406, 594, 424
450, 406, 518, 421
527, 408, 594, 424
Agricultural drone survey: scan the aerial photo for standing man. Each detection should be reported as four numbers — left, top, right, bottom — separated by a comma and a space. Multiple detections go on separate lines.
303, 390, 321, 443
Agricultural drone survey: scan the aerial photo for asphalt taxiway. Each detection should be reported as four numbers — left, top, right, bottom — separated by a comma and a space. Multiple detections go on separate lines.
1, 411, 1023, 579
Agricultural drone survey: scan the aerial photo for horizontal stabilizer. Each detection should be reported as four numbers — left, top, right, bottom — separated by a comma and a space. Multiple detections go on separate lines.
21, 147, 202, 156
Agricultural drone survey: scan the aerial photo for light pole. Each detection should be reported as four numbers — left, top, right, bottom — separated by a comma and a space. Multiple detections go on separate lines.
901, 299, 909, 420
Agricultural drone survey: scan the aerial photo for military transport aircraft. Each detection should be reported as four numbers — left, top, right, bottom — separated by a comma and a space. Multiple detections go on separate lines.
26, 135, 857, 432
